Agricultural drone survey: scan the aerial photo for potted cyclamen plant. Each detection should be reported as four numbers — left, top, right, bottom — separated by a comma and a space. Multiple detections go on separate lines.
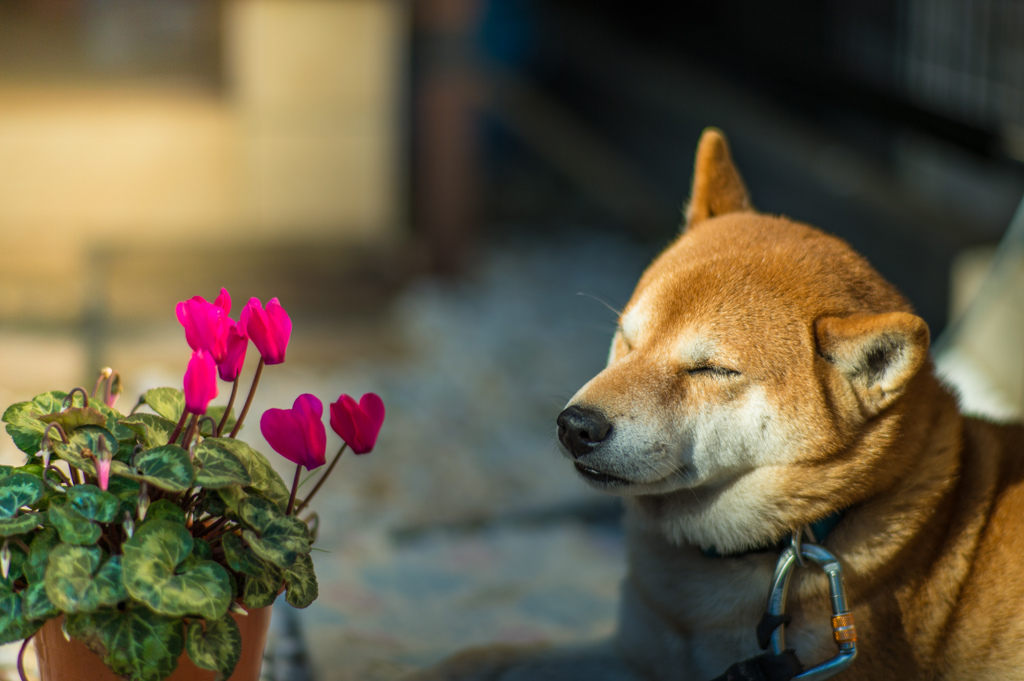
0, 290, 385, 681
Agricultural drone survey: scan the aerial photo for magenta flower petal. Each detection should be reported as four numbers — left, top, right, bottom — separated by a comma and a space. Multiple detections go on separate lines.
176, 295, 230, 362
241, 297, 292, 365
260, 394, 327, 469
329, 392, 385, 454
183, 349, 219, 414
214, 288, 232, 315
218, 322, 249, 382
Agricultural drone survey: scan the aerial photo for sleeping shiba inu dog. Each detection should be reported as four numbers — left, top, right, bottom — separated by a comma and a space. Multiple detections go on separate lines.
412, 130, 1024, 681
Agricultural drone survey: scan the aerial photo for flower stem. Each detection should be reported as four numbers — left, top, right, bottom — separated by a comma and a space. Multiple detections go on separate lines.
294, 444, 347, 515
286, 464, 302, 515
230, 358, 264, 438
180, 414, 198, 448
217, 378, 240, 436
194, 515, 229, 538
168, 410, 189, 446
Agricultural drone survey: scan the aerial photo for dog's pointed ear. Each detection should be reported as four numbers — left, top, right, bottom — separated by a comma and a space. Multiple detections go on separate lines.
684, 128, 752, 228
815, 312, 930, 416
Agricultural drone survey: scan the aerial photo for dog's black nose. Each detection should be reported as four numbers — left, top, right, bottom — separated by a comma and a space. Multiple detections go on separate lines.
557, 406, 612, 458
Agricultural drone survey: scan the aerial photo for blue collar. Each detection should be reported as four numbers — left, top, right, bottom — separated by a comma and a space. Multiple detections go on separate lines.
702, 509, 846, 559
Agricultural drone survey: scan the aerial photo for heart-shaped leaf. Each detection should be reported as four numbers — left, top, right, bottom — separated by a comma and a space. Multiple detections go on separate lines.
0, 588, 44, 644
142, 388, 185, 423
283, 552, 318, 608
22, 581, 58, 621
122, 520, 231, 620
26, 528, 60, 582
54, 426, 120, 472
67, 484, 121, 523
143, 499, 186, 525
239, 496, 310, 569
193, 441, 251, 489
89, 401, 135, 445
0, 514, 42, 537
67, 606, 184, 681
186, 615, 241, 678
38, 407, 107, 432
241, 566, 281, 610
118, 414, 179, 449
1, 391, 68, 454
45, 544, 127, 613
120, 445, 194, 493
203, 438, 289, 512
222, 533, 265, 577
49, 503, 102, 545
0, 473, 45, 518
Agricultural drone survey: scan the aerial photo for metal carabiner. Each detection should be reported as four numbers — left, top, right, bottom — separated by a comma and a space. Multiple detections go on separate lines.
765, 542, 858, 681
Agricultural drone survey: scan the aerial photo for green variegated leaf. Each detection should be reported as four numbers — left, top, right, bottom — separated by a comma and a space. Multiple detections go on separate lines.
22, 581, 57, 621
143, 499, 186, 525
44, 544, 127, 613
204, 438, 290, 512
118, 414, 178, 449
122, 520, 231, 620
200, 491, 226, 518
142, 388, 185, 423
90, 402, 135, 445
241, 566, 281, 610
49, 503, 102, 545
26, 527, 60, 582
239, 496, 310, 570
0, 473, 44, 518
2, 391, 67, 455
0, 513, 42, 537
67, 606, 184, 681
67, 484, 121, 523
222, 533, 264, 577
38, 406, 107, 432
193, 441, 251, 490
54, 425, 120, 472
284, 552, 318, 608
193, 538, 212, 561
120, 445, 194, 493
0, 588, 43, 644
186, 615, 241, 678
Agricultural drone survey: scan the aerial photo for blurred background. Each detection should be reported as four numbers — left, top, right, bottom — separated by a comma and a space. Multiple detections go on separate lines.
1, 1, 1023, 679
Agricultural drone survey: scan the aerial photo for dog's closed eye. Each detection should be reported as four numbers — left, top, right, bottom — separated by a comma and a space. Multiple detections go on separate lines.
687, 365, 741, 377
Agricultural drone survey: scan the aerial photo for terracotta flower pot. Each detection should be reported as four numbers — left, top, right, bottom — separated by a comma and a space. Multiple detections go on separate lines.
33, 603, 273, 681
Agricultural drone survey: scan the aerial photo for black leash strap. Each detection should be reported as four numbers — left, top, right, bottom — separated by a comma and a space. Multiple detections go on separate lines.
706, 650, 803, 681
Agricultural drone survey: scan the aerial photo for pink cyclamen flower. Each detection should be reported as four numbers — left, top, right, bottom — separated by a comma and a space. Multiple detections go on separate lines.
329, 393, 385, 454
218, 322, 249, 382
183, 349, 219, 414
240, 297, 292, 365
176, 293, 231, 362
260, 394, 327, 470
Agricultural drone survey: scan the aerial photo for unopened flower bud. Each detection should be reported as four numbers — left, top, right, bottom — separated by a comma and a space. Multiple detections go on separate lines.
0, 541, 11, 580
137, 487, 150, 522
123, 512, 135, 539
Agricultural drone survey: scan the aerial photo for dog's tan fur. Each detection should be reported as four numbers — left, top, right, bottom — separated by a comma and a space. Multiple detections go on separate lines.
411, 130, 1024, 681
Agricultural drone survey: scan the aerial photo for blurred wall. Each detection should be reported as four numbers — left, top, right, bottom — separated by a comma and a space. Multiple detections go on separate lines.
0, 0, 408, 322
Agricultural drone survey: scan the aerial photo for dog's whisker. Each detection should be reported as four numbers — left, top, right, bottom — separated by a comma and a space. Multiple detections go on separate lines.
576, 292, 623, 318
